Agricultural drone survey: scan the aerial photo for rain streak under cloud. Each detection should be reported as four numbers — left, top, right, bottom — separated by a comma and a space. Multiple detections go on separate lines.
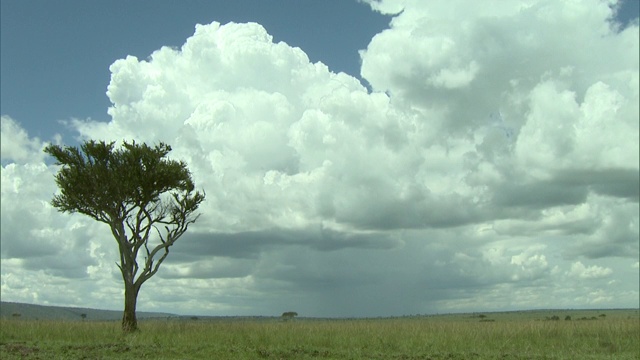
1, 0, 638, 317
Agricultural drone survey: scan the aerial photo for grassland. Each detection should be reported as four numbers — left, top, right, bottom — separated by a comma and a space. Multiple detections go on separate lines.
1, 309, 638, 359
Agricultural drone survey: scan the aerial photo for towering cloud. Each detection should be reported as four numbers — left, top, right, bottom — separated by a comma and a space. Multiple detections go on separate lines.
1, 1, 638, 316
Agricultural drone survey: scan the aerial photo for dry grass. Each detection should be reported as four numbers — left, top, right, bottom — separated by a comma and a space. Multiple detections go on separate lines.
1, 310, 638, 359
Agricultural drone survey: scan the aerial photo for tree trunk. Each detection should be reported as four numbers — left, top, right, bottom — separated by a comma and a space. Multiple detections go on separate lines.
122, 283, 139, 332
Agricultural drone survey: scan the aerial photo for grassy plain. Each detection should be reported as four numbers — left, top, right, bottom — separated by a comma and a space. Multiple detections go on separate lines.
1, 309, 638, 359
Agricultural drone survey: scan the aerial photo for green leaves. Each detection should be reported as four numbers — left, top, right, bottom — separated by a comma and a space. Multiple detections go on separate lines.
44, 140, 204, 224
45, 139, 206, 333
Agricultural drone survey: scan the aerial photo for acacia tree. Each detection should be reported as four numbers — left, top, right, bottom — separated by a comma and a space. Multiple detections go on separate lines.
281, 311, 298, 321
45, 140, 205, 332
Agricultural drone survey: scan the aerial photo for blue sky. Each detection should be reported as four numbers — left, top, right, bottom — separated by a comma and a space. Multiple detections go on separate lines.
1, 0, 637, 140
1, 1, 639, 317
1, 0, 389, 140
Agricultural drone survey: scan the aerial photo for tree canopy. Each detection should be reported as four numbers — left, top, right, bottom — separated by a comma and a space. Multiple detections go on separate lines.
45, 140, 205, 332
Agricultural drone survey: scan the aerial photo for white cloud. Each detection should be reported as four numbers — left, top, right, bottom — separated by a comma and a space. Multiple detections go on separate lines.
568, 261, 613, 279
1, 1, 638, 316
427, 60, 479, 89
0, 116, 46, 164
361, 0, 405, 15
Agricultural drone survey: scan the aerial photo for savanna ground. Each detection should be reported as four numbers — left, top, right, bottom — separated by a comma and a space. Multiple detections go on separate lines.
1, 309, 638, 359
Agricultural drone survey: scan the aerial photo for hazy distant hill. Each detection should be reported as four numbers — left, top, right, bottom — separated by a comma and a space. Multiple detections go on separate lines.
0, 301, 175, 321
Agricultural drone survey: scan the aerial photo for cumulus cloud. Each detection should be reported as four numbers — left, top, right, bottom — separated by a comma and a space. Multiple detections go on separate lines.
568, 261, 613, 279
1, 116, 47, 164
1, 1, 638, 316
358, 0, 638, 261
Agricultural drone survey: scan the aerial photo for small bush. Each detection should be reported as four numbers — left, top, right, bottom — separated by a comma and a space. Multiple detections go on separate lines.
281, 312, 298, 321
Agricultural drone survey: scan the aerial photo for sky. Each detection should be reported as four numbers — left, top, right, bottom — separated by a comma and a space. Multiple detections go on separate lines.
1, 0, 638, 318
